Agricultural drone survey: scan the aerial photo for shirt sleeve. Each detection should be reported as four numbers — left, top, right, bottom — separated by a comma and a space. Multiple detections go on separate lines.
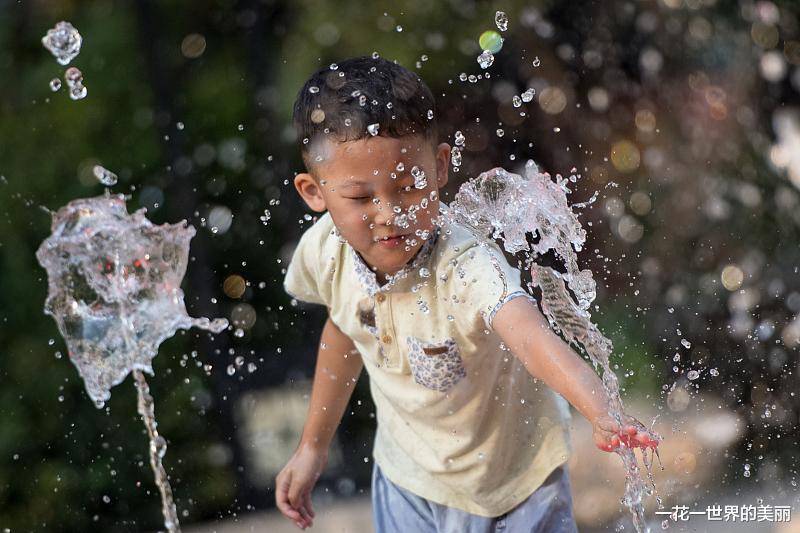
283, 222, 330, 307
444, 241, 537, 333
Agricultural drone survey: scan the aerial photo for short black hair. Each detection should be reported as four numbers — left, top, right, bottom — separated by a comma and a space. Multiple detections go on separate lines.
292, 55, 438, 172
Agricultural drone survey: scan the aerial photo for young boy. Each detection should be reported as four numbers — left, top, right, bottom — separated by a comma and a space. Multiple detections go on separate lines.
276, 56, 656, 532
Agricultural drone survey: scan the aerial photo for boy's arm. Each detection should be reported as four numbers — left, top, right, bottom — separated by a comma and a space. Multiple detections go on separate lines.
492, 296, 657, 451
299, 314, 364, 453
276, 315, 363, 529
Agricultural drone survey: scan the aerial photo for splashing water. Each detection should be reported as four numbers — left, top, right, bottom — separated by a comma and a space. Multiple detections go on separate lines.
442, 164, 662, 532
41, 21, 82, 65
36, 192, 228, 403
36, 193, 228, 532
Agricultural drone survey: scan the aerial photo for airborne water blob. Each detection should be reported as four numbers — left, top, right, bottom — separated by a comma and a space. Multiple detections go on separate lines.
36, 193, 228, 532
41, 21, 82, 66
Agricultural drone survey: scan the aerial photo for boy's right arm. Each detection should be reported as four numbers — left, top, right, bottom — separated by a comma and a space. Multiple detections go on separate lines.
275, 315, 364, 530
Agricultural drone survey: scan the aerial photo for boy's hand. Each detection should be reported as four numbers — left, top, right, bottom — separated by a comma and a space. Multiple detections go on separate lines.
592, 414, 660, 452
275, 443, 328, 529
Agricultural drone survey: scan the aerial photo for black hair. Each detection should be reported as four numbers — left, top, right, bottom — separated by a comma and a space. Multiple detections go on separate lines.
292, 55, 438, 171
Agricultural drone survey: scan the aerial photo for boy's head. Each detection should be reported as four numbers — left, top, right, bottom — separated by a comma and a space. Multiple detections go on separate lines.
292, 56, 450, 282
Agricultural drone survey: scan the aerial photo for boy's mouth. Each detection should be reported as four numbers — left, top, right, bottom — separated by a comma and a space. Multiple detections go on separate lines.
375, 234, 408, 247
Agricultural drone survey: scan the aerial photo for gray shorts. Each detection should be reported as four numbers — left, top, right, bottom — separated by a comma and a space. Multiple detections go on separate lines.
371, 462, 578, 533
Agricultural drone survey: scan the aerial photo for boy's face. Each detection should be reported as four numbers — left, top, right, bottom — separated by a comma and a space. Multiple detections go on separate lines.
294, 134, 450, 282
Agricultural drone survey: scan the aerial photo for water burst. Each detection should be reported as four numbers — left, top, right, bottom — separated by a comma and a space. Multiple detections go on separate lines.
443, 164, 662, 533
41, 21, 82, 66
36, 193, 228, 532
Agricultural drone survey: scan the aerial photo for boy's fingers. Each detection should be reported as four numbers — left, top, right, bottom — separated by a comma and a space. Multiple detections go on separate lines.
276, 474, 298, 517
304, 492, 315, 518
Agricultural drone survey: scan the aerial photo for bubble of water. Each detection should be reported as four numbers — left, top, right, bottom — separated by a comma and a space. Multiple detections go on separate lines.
451, 147, 462, 169
93, 165, 118, 186
532, 56, 541, 67
367, 123, 379, 136
687, 369, 700, 380
49, 78, 62, 92
427, 109, 434, 120
309, 85, 319, 94
521, 88, 535, 102
411, 166, 427, 189
479, 30, 504, 54
512, 95, 522, 108
35, 194, 229, 406
477, 50, 494, 69
260, 209, 271, 226
454, 130, 465, 147
226, 364, 236, 376
41, 21, 82, 66
680, 339, 691, 349
69, 85, 88, 100
709, 368, 719, 376
495, 11, 509, 31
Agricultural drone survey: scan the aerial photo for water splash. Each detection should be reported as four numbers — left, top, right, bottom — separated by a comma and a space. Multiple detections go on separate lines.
36, 192, 228, 406
41, 21, 82, 66
36, 193, 227, 532
443, 164, 662, 532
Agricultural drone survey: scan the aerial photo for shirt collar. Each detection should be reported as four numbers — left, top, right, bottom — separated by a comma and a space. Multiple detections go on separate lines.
350, 227, 440, 296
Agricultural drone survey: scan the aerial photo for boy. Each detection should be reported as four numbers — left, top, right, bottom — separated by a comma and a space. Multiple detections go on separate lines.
276, 56, 656, 532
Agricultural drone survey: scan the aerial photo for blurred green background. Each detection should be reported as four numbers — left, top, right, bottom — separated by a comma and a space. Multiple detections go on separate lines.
1, 0, 799, 531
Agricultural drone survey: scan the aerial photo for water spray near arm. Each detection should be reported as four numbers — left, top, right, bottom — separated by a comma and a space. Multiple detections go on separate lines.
492, 296, 658, 452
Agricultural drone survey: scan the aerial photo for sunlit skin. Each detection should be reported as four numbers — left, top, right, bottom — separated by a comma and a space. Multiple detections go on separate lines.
282, 135, 659, 531
293, 134, 450, 284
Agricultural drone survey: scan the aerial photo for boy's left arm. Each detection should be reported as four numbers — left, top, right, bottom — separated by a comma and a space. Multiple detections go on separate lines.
492, 296, 658, 452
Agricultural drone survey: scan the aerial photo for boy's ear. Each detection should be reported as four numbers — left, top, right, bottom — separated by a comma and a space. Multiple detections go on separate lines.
435, 142, 450, 188
294, 172, 327, 213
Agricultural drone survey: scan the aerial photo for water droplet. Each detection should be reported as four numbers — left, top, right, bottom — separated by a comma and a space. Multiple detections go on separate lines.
92, 165, 118, 186
477, 50, 494, 69
49, 78, 62, 92
309, 85, 320, 94
454, 130, 465, 147
709, 368, 719, 376
226, 364, 236, 376
512, 95, 522, 108
521, 88, 535, 102
367, 123, 380, 136
329, 63, 338, 70
532, 56, 541, 67
687, 370, 700, 380
102, 495, 111, 503
680, 339, 691, 349
427, 109, 434, 120
495, 11, 509, 31
496, 128, 505, 137
48, 338, 55, 346
41, 21, 82, 66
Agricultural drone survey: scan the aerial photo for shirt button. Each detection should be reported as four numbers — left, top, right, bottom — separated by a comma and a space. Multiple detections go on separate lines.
381, 334, 392, 344
375, 293, 386, 303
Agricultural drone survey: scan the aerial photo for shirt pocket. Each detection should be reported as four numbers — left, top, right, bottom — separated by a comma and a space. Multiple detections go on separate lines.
404, 336, 466, 392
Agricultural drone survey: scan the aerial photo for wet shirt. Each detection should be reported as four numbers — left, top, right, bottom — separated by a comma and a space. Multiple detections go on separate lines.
283, 207, 572, 517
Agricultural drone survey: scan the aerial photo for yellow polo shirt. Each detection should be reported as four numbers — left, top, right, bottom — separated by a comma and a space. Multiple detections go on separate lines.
283, 206, 572, 517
